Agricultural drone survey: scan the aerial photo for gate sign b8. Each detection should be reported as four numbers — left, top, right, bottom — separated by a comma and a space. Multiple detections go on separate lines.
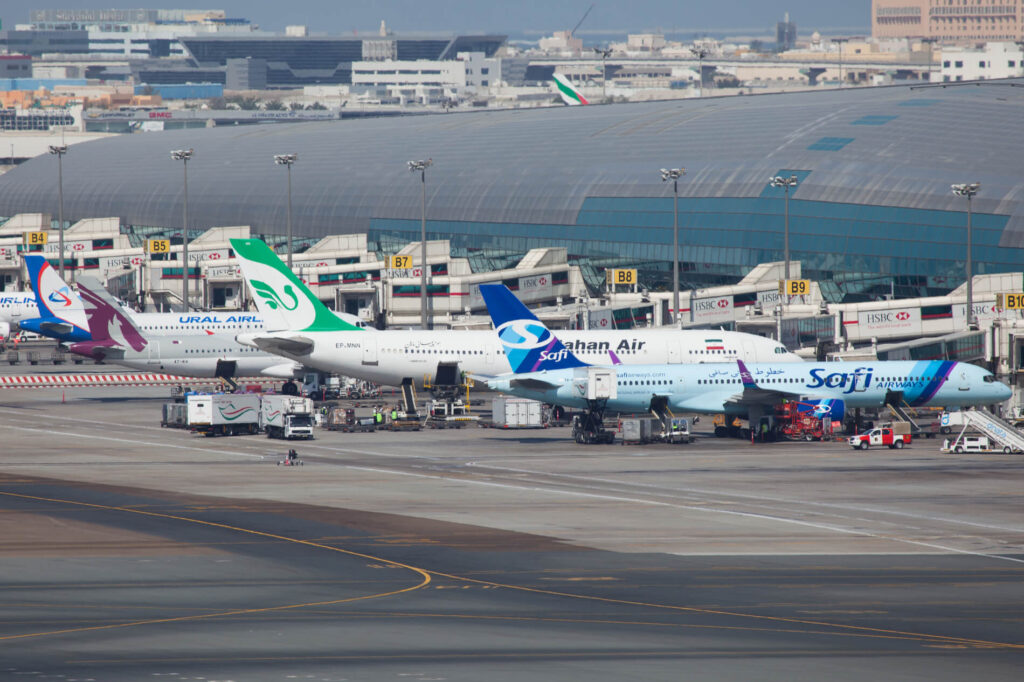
607, 269, 637, 285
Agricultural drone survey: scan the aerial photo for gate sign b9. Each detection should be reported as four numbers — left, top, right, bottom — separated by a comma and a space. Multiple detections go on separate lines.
147, 239, 170, 254
997, 293, 1024, 309
388, 255, 412, 269
780, 279, 810, 296
607, 269, 637, 285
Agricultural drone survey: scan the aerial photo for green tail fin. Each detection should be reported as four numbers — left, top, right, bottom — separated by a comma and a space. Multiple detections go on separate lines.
230, 238, 363, 333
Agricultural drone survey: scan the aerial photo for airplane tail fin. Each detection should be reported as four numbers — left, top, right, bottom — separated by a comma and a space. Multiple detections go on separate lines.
737, 359, 758, 389
230, 238, 364, 334
73, 276, 148, 352
22, 254, 90, 340
479, 284, 588, 373
553, 73, 589, 106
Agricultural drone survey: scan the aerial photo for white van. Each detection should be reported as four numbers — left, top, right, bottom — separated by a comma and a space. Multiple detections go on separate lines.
942, 436, 991, 453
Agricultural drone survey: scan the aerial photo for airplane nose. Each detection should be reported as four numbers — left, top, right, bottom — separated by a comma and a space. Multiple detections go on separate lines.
997, 381, 1013, 402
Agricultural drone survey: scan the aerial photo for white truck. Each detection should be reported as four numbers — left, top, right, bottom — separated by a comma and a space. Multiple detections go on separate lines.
186, 393, 261, 437
261, 395, 315, 440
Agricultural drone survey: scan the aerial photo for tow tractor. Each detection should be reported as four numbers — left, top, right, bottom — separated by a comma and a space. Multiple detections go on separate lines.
777, 401, 836, 441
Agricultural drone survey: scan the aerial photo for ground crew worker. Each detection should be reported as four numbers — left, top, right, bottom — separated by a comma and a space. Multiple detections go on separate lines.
374, 408, 383, 425
391, 406, 398, 422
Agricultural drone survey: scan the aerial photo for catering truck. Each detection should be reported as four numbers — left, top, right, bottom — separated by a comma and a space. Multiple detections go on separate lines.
261, 395, 315, 440
186, 393, 260, 437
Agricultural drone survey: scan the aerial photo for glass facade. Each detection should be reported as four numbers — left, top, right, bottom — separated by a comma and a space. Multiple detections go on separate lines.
369, 195, 1011, 302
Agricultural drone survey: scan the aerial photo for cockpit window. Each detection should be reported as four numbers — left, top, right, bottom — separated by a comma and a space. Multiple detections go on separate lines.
983, 375, 995, 383
774, 346, 788, 354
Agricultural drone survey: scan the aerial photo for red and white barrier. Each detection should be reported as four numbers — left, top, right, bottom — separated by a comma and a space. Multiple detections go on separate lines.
0, 374, 281, 389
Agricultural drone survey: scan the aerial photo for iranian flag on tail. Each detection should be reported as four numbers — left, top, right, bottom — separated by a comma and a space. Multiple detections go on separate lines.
705, 338, 725, 351
553, 73, 589, 105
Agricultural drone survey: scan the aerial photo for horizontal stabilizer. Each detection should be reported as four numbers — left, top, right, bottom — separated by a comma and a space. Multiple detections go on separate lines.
511, 377, 561, 390
252, 335, 315, 356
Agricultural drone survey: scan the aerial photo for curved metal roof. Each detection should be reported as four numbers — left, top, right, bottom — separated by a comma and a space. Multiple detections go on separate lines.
2, 80, 1023, 246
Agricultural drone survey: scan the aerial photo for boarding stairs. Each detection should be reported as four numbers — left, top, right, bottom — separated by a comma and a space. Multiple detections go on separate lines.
956, 409, 1024, 453
886, 395, 922, 436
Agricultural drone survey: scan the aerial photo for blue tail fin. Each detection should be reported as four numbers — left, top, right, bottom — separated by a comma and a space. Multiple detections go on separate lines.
478, 284, 588, 373
21, 254, 91, 342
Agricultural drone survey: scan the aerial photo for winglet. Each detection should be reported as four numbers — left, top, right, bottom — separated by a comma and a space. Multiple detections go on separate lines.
737, 359, 757, 389
479, 284, 588, 373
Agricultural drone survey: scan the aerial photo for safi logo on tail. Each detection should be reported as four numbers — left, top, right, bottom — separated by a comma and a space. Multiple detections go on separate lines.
20, 254, 91, 342
478, 284, 587, 373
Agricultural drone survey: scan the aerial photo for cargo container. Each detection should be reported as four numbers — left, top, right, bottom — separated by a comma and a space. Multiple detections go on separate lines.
491, 398, 548, 429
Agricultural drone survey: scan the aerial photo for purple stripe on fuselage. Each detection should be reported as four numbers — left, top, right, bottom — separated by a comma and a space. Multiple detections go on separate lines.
914, 360, 956, 405
529, 338, 559, 372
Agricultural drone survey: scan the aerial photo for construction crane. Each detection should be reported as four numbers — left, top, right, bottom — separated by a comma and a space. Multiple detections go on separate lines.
571, 3, 595, 37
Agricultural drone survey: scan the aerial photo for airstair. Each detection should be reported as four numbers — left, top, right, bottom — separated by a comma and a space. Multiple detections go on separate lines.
885, 393, 922, 436
953, 409, 1024, 453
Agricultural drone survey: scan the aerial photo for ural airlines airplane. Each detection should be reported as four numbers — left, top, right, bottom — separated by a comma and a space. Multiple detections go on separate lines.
37, 272, 303, 381
229, 237, 801, 389
478, 283, 1012, 421
0, 291, 38, 343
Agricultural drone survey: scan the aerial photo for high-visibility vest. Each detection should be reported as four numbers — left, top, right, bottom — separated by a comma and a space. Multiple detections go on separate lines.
391, 410, 398, 420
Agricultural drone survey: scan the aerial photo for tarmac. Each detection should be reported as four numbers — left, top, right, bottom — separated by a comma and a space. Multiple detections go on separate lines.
1, 364, 1023, 680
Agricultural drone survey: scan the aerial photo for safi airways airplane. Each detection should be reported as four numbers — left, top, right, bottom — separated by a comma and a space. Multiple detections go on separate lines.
477, 283, 1012, 420
229, 237, 801, 389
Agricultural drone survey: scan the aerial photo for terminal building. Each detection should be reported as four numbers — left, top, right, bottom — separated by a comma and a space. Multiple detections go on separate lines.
1, 79, 1022, 303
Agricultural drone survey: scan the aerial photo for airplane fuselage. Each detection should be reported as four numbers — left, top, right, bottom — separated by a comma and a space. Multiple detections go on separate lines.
487, 360, 1011, 415
247, 328, 800, 387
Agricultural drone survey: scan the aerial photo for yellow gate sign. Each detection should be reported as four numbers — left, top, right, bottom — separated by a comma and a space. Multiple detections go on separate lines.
996, 293, 1024, 309
607, 268, 637, 286
779, 279, 811, 296
388, 254, 413, 269
23, 231, 47, 246
147, 239, 170, 254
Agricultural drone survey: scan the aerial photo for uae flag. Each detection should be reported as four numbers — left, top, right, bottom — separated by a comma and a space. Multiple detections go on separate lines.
705, 338, 725, 351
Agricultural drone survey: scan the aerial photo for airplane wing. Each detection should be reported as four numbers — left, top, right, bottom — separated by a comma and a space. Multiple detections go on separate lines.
251, 335, 315, 356
726, 359, 807, 407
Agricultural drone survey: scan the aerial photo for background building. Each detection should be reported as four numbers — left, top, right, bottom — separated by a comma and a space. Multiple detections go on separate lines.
872, 0, 1024, 44
1, 80, 1023, 303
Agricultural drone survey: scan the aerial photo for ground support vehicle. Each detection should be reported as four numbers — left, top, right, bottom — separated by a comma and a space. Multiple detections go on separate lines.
186, 393, 260, 437
940, 409, 1024, 453
325, 407, 377, 433
489, 398, 549, 429
261, 395, 315, 440
161, 402, 187, 428
849, 425, 912, 450
427, 397, 480, 429
277, 448, 305, 466
388, 411, 423, 431
941, 436, 998, 453
659, 417, 695, 444
619, 417, 657, 444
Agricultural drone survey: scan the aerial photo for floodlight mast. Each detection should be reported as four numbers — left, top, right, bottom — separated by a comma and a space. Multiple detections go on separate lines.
768, 175, 799, 281
952, 182, 981, 330
408, 159, 433, 330
48, 145, 68, 281
170, 148, 194, 307
690, 46, 709, 97
274, 153, 298, 269
660, 167, 686, 325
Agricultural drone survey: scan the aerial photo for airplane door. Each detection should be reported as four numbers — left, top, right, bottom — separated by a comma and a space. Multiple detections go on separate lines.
147, 340, 160, 366
667, 340, 682, 364
956, 366, 971, 391
361, 336, 378, 366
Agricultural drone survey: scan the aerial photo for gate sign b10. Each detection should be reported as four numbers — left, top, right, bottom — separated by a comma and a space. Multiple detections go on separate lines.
996, 293, 1024, 309
779, 279, 810, 296
607, 269, 637, 285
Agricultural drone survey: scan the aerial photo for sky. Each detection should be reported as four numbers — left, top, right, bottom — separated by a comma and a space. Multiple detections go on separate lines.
2, 1, 870, 38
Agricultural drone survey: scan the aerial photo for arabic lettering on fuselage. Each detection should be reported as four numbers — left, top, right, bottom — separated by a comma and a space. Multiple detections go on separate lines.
177, 315, 260, 324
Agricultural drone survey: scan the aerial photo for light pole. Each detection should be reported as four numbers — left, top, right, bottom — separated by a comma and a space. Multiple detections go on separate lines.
660, 167, 686, 325
952, 182, 980, 330
594, 47, 612, 101
768, 175, 799, 281
274, 153, 298, 269
408, 158, 433, 330
920, 37, 937, 82
690, 46, 709, 97
834, 37, 849, 88
48, 145, 68, 281
170, 148, 194, 308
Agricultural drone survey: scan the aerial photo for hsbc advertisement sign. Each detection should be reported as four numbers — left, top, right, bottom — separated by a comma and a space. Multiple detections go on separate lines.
691, 296, 733, 324
857, 308, 921, 335
953, 302, 1018, 325
519, 274, 551, 294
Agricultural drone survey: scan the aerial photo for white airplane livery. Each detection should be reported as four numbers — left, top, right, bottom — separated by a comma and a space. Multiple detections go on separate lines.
0, 291, 39, 342
230, 238, 802, 388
